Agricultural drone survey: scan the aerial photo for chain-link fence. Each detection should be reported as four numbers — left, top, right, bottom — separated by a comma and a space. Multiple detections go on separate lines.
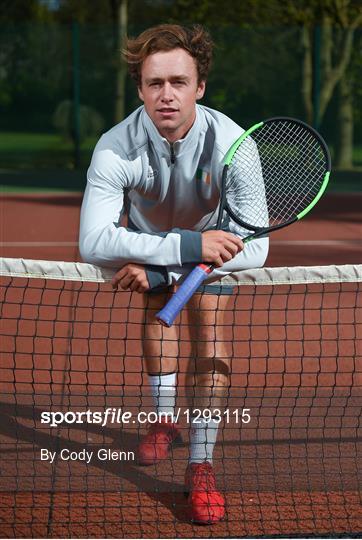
1, 23, 361, 189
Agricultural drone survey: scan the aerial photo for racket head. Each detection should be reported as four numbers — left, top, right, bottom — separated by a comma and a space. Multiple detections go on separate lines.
222, 117, 331, 235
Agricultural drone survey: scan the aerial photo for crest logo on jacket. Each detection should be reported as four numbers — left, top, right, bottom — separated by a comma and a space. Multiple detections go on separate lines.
196, 168, 211, 185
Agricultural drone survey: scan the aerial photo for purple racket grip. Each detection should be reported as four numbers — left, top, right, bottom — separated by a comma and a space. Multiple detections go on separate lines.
156, 264, 211, 327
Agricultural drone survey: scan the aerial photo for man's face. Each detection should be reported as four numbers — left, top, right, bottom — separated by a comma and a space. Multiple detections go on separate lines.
138, 48, 205, 143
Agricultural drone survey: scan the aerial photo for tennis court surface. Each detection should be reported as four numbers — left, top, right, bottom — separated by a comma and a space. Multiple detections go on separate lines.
0, 257, 361, 538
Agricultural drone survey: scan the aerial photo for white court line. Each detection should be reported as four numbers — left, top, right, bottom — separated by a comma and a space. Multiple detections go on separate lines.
1, 240, 361, 247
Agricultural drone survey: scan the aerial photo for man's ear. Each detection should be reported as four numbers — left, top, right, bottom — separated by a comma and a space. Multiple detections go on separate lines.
196, 81, 206, 100
138, 85, 144, 101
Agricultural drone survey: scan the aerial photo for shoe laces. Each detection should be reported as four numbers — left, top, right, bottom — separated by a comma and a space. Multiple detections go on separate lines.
145, 421, 177, 442
189, 462, 216, 491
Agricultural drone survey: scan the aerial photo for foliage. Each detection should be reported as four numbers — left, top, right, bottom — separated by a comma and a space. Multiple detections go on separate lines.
53, 100, 104, 143
0, 0, 361, 169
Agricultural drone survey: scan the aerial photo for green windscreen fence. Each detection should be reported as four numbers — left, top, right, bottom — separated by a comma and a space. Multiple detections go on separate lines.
0, 24, 361, 190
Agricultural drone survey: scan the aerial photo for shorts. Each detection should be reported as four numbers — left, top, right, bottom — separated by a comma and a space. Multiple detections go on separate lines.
148, 283, 235, 296
127, 218, 235, 296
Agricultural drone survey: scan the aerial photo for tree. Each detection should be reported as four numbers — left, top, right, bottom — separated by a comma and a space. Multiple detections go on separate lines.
335, 74, 354, 168
267, 0, 361, 170
172, 0, 362, 170
1, 0, 361, 170
111, 0, 128, 123
334, 25, 361, 169
298, 3, 362, 128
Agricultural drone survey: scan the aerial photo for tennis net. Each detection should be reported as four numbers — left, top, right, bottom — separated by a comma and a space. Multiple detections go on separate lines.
0, 257, 361, 538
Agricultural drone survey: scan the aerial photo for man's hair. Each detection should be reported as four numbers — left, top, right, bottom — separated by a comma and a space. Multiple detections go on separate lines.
123, 24, 213, 86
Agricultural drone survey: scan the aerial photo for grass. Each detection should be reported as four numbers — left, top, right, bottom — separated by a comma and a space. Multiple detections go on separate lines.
1, 185, 83, 193
0, 132, 97, 169
352, 144, 362, 165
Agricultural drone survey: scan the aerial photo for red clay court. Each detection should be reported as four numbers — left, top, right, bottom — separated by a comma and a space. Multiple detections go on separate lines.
0, 191, 361, 538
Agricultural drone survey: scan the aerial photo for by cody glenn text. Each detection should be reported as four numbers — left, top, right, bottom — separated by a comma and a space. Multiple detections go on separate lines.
40, 448, 135, 464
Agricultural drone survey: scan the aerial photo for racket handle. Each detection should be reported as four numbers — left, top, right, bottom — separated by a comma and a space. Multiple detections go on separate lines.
156, 264, 211, 327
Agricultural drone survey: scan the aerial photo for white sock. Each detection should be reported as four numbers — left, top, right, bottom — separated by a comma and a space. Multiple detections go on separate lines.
189, 417, 219, 464
148, 372, 177, 422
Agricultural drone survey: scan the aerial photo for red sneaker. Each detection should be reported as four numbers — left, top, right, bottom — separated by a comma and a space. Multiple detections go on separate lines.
137, 421, 181, 466
184, 462, 225, 524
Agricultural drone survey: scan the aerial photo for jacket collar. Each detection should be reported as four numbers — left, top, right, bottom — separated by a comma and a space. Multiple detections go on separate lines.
141, 106, 205, 159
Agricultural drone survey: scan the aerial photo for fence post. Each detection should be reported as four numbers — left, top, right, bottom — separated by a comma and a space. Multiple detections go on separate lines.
312, 25, 321, 130
72, 20, 81, 168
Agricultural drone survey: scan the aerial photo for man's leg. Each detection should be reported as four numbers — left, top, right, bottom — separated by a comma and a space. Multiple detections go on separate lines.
137, 291, 181, 465
184, 290, 233, 523
187, 291, 233, 462
142, 291, 179, 376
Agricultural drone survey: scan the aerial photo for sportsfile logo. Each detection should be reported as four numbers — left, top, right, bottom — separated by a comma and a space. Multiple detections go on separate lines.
40, 408, 170, 428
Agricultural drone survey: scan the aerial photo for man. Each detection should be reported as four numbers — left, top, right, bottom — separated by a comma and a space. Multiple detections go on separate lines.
79, 24, 268, 524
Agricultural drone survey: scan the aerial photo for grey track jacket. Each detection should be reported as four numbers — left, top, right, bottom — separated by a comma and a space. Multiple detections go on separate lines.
79, 104, 269, 289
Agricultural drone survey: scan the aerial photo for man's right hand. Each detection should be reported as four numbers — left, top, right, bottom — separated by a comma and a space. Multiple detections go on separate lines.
111, 263, 150, 293
201, 230, 244, 267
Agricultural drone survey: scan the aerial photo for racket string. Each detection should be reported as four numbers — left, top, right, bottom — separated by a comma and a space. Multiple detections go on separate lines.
226, 119, 327, 228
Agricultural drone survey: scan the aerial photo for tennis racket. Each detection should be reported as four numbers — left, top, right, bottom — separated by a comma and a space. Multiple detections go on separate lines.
156, 116, 331, 327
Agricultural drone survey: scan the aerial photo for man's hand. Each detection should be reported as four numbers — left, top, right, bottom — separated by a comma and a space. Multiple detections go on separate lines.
111, 263, 150, 293
201, 230, 243, 267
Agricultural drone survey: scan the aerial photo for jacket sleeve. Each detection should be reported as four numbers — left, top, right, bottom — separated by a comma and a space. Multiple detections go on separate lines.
79, 141, 199, 268
166, 237, 269, 285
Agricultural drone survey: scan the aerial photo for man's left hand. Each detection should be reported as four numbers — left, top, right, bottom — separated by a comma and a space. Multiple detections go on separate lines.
111, 263, 150, 293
